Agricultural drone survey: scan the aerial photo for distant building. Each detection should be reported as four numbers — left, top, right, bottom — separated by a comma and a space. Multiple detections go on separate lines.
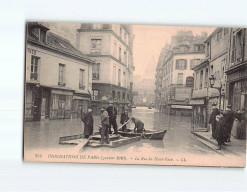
155, 31, 207, 115
133, 75, 155, 106
76, 23, 135, 114
25, 22, 93, 121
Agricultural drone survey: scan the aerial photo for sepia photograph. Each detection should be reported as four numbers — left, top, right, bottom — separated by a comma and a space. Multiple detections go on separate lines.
23, 22, 247, 167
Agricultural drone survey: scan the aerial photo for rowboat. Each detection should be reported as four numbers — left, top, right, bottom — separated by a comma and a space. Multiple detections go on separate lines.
118, 129, 167, 140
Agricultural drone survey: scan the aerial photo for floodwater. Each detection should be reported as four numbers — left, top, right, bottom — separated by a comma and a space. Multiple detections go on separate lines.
24, 107, 214, 155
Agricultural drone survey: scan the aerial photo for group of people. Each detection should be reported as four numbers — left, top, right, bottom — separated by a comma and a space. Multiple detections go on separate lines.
209, 104, 246, 150
81, 103, 145, 145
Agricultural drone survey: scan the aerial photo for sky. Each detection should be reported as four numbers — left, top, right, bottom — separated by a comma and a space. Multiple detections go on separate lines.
132, 25, 215, 80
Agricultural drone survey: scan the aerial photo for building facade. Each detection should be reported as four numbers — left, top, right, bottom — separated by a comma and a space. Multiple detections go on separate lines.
76, 23, 135, 114
226, 28, 247, 111
25, 22, 93, 121
190, 27, 231, 130
154, 31, 207, 115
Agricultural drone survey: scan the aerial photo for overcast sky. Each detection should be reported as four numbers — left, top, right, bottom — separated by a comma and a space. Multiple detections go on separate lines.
132, 25, 215, 79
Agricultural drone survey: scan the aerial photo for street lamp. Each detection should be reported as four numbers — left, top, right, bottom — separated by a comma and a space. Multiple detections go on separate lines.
209, 74, 222, 109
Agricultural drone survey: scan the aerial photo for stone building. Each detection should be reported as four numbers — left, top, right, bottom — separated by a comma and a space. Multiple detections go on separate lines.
25, 22, 93, 121
76, 23, 135, 114
155, 31, 207, 115
226, 28, 247, 111
190, 27, 231, 130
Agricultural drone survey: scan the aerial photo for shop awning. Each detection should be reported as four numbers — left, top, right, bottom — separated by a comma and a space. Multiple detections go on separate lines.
73, 96, 90, 100
189, 99, 205, 105
171, 105, 192, 109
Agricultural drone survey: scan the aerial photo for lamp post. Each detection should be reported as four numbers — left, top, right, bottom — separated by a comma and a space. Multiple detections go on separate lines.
209, 74, 222, 110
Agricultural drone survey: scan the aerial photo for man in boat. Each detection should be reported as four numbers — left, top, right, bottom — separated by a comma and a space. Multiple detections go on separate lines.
131, 117, 144, 133
81, 107, 94, 138
106, 102, 118, 134
100, 107, 110, 144
120, 109, 130, 132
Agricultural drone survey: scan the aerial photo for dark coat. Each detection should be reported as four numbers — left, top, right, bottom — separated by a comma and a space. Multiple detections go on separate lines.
215, 115, 228, 144
209, 108, 220, 138
222, 109, 234, 134
106, 106, 117, 120
133, 118, 144, 132
120, 112, 129, 124
81, 112, 94, 136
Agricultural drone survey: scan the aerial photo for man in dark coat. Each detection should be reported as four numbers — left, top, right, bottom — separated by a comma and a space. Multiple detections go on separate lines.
215, 112, 227, 150
106, 103, 118, 134
100, 107, 110, 144
81, 107, 94, 138
120, 110, 130, 132
222, 105, 234, 142
209, 103, 220, 139
131, 117, 145, 133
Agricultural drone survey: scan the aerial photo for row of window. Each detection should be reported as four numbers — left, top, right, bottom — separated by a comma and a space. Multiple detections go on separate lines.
92, 63, 127, 87
162, 59, 202, 75
194, 68, 209, 90
91, 38, 128, 65
175, 59, 202, 70
31, 56, 86, 90
113, 41, 128, 64
92, 89, 129, 101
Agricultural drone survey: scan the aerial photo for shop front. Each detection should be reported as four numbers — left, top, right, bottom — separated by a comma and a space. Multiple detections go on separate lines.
72, 93, 91, 119
50, 89, 73, 119
190, 98, 207, 130
25, 83, 51, 121
227, 64, 247, 111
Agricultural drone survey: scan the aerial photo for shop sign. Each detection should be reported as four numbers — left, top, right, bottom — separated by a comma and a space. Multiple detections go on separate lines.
175, 87, 192, 101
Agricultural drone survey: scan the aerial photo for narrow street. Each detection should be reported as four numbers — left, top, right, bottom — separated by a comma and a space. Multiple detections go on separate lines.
24, 107, 215, 155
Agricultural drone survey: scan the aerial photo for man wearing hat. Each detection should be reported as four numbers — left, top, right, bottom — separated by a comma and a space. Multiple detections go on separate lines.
209, 103, 220, 139
81, 107, 94, 138
106, 102, 118, 134
100, 107, 110, 144
222, 105, 234, 142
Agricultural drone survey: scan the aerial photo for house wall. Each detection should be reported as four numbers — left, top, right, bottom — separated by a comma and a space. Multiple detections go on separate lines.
26, 44, 91, 93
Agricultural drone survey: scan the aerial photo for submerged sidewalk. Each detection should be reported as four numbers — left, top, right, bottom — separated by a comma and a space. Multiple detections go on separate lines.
191, 130, 246, 156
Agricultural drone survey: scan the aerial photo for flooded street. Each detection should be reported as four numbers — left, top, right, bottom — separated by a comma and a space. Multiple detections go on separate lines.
24, 107, 214, 155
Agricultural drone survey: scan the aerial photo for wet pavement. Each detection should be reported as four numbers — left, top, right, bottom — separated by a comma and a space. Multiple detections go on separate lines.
24, 107, 215, 155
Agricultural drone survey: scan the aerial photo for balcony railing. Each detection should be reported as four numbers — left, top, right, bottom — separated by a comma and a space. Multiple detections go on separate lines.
58, 81, 66, 87
30, 72, 38, 80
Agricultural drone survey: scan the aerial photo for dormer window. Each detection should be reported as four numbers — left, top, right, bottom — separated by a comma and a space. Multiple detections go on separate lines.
40, 29, 47, 43
29, 24, 48, 44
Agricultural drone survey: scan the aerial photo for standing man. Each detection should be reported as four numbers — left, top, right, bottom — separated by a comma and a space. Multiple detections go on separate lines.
100, 107, 110, 144
120, 109, 130, 132
223, 105, 234, 142
106, 102, 118, 134
81, 107, 94, 138
209, 103, 220, 139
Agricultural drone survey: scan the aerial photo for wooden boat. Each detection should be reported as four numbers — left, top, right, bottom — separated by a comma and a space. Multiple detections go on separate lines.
118, 129, 167, 140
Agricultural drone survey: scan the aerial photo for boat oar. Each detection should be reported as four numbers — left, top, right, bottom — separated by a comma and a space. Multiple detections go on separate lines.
74, 135, 92, 152
117, 118, 131, 131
